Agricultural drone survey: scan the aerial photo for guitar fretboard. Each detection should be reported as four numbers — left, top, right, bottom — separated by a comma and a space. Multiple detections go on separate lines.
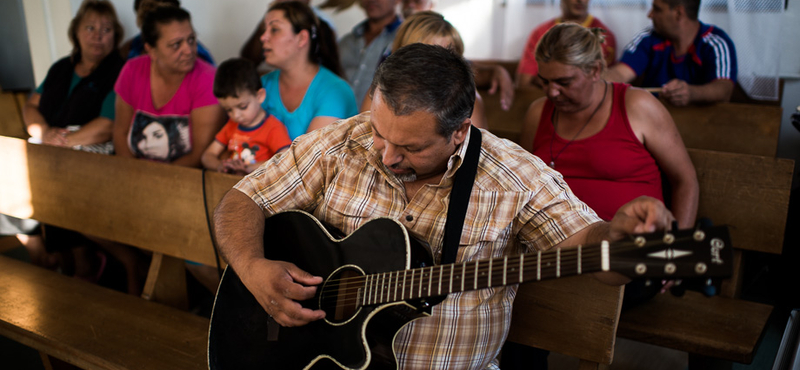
358, 242, 610, 306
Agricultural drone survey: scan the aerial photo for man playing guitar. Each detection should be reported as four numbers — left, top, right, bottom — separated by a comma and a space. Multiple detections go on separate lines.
212, 43, 674, 369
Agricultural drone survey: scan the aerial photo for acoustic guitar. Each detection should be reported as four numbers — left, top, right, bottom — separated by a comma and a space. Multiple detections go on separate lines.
208, 210, 732, 369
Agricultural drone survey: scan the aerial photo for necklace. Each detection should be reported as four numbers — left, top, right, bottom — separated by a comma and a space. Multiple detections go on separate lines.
549, 80, 608, 168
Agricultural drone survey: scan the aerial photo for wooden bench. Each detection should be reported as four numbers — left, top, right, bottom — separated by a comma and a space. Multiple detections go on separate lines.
507, 277, 623, 369
506, 148, 792, 368
0, 135, 624, 369
0, 135, 240, 369
617, 148, 793, 366
481, 87, 782, 157
0, 91, 29, 139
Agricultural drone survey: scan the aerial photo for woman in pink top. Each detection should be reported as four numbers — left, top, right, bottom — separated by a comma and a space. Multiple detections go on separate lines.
114, 5, 224, 167
112, 5, 224, 295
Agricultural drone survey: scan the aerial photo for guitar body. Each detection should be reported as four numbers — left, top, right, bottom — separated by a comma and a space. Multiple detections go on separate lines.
208, 211, 444, 370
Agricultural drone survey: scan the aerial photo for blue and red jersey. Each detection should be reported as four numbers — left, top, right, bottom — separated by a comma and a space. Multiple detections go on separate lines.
620, 22, 737, 87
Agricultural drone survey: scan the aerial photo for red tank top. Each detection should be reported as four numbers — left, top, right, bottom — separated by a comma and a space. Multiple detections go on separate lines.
532, 82, 663, 221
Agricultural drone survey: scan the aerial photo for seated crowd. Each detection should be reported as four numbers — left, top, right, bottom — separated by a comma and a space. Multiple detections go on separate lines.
1, 0, 739, 368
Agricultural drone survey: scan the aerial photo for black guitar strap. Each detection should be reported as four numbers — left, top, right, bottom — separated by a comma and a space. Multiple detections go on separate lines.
441, 125, 482, 265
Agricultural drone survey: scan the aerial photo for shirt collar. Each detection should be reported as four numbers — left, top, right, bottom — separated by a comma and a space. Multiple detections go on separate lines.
555, 14, 595, 28
352, 15, 403, 37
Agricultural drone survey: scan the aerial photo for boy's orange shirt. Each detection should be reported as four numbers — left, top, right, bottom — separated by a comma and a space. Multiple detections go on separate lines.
214, 114, 291, 163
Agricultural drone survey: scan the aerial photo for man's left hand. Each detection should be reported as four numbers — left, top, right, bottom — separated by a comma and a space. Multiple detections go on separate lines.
661, 79, 692, 106
608, 196, 675, 241
488, 66, 515, 111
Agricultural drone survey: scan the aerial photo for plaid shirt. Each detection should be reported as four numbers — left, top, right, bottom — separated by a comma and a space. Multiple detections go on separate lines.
235, 112, 600, 369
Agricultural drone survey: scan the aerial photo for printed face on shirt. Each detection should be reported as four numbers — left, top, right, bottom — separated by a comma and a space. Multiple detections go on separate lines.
560, 0, 590, 21
217, 89, 267, 127
130, 112, 191, 162
360, 0, 400, 23
77, 11, 116, 63
370, 89, 468, 183
260, 10, 306, 69
401, 0, 434, 18
538, 60, 601, 114
138, 121, 170, 160
147, 20, 198, 74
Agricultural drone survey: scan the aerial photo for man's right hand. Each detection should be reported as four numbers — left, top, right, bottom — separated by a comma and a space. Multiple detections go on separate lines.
238, 257, 326, 327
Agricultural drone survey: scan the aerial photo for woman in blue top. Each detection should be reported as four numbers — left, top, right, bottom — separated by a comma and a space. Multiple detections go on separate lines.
259, 1, 357, 140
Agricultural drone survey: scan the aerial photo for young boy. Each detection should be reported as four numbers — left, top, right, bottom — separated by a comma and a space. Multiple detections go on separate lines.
202, 58, 291, 175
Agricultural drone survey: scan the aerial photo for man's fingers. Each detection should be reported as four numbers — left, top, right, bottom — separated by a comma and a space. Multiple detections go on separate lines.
287, 265, 323, 286
267, 297, 325, 327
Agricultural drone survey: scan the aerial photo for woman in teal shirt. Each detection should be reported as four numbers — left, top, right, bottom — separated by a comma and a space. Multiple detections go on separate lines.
258, 1, 357, 140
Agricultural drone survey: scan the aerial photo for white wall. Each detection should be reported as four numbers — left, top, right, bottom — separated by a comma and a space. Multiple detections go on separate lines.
28, 0, 799, 81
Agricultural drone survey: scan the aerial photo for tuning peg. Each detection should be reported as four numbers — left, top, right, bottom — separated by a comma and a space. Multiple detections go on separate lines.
702, 279, 717, 297
669, 280, 686, 297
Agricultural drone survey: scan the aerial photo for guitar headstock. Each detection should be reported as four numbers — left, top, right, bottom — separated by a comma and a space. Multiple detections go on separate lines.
609, 225, 733, 280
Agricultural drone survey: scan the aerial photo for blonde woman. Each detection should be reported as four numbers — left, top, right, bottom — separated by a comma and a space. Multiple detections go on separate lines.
360, 11, 515, 128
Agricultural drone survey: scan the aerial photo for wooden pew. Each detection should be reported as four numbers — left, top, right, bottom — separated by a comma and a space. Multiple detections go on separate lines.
507, 149, 792, 368
617, 148, 793, 366
481, 87, 782, 157
0, 135, 624, 370
0, 135, 240, 369
0, 91, 29, 139
508, 277, 623, 369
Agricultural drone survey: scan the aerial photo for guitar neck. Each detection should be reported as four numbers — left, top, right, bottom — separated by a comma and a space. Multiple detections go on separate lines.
359, 243, 609, 306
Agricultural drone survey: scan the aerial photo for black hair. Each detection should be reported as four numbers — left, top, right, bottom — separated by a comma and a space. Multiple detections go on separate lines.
369, 43, 475, 138
267, 1, 344, 78
213, 58, 263, 98
134, 0, 180, 12
663, 0, 700, 20
141, 5, 191, 47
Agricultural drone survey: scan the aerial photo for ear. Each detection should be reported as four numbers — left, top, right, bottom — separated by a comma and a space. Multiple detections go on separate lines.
256, 88, 267, 104
450, 118, 472, 146
590, 62, 603, 80
297, 29, 311, 49
144, 42, 155, 58
673, 3, 686, 19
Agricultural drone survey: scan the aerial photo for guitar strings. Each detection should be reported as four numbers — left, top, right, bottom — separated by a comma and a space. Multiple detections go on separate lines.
316, 232, 688, 309
317, 248, 615, 308
318, 242, 622, 301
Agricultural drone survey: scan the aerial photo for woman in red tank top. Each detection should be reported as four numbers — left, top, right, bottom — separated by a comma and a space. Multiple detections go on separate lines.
518, 23, 699, 227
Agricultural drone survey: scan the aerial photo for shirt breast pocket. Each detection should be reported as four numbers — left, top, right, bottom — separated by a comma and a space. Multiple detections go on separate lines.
318, 167, 397, 234
455, 191, 525, 263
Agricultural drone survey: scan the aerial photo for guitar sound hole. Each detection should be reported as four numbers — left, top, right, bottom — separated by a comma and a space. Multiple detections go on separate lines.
320, 267, 363, 323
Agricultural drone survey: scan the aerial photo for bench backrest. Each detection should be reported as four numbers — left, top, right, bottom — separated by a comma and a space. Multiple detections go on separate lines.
507, 276, 623, 367
0, 136, 240, 266
688, 148, 792, 256
482, 88, 782, 157
0, 91, 28, 139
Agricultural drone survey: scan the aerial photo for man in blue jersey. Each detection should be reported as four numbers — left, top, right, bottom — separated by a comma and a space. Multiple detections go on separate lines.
606, 0, 737, 106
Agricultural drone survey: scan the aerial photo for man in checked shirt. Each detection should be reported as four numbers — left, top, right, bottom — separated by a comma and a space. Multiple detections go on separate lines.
213, 43, 672, 369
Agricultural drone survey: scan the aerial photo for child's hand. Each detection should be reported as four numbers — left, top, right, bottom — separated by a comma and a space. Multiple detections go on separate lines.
223, 158, 249, 175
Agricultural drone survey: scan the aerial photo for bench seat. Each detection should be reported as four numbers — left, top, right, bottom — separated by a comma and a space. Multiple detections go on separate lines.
618, 290, 774, 364
0, 255, 209, 370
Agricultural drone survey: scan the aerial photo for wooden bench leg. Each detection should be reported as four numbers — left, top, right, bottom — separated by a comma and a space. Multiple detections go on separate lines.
141, 252, 188, 310
39, 352, 54, 370
688, 353, 733, 370
577, 359, 607, 370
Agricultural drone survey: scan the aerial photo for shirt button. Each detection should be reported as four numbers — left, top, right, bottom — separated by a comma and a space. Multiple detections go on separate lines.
405, 215, 413, 222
